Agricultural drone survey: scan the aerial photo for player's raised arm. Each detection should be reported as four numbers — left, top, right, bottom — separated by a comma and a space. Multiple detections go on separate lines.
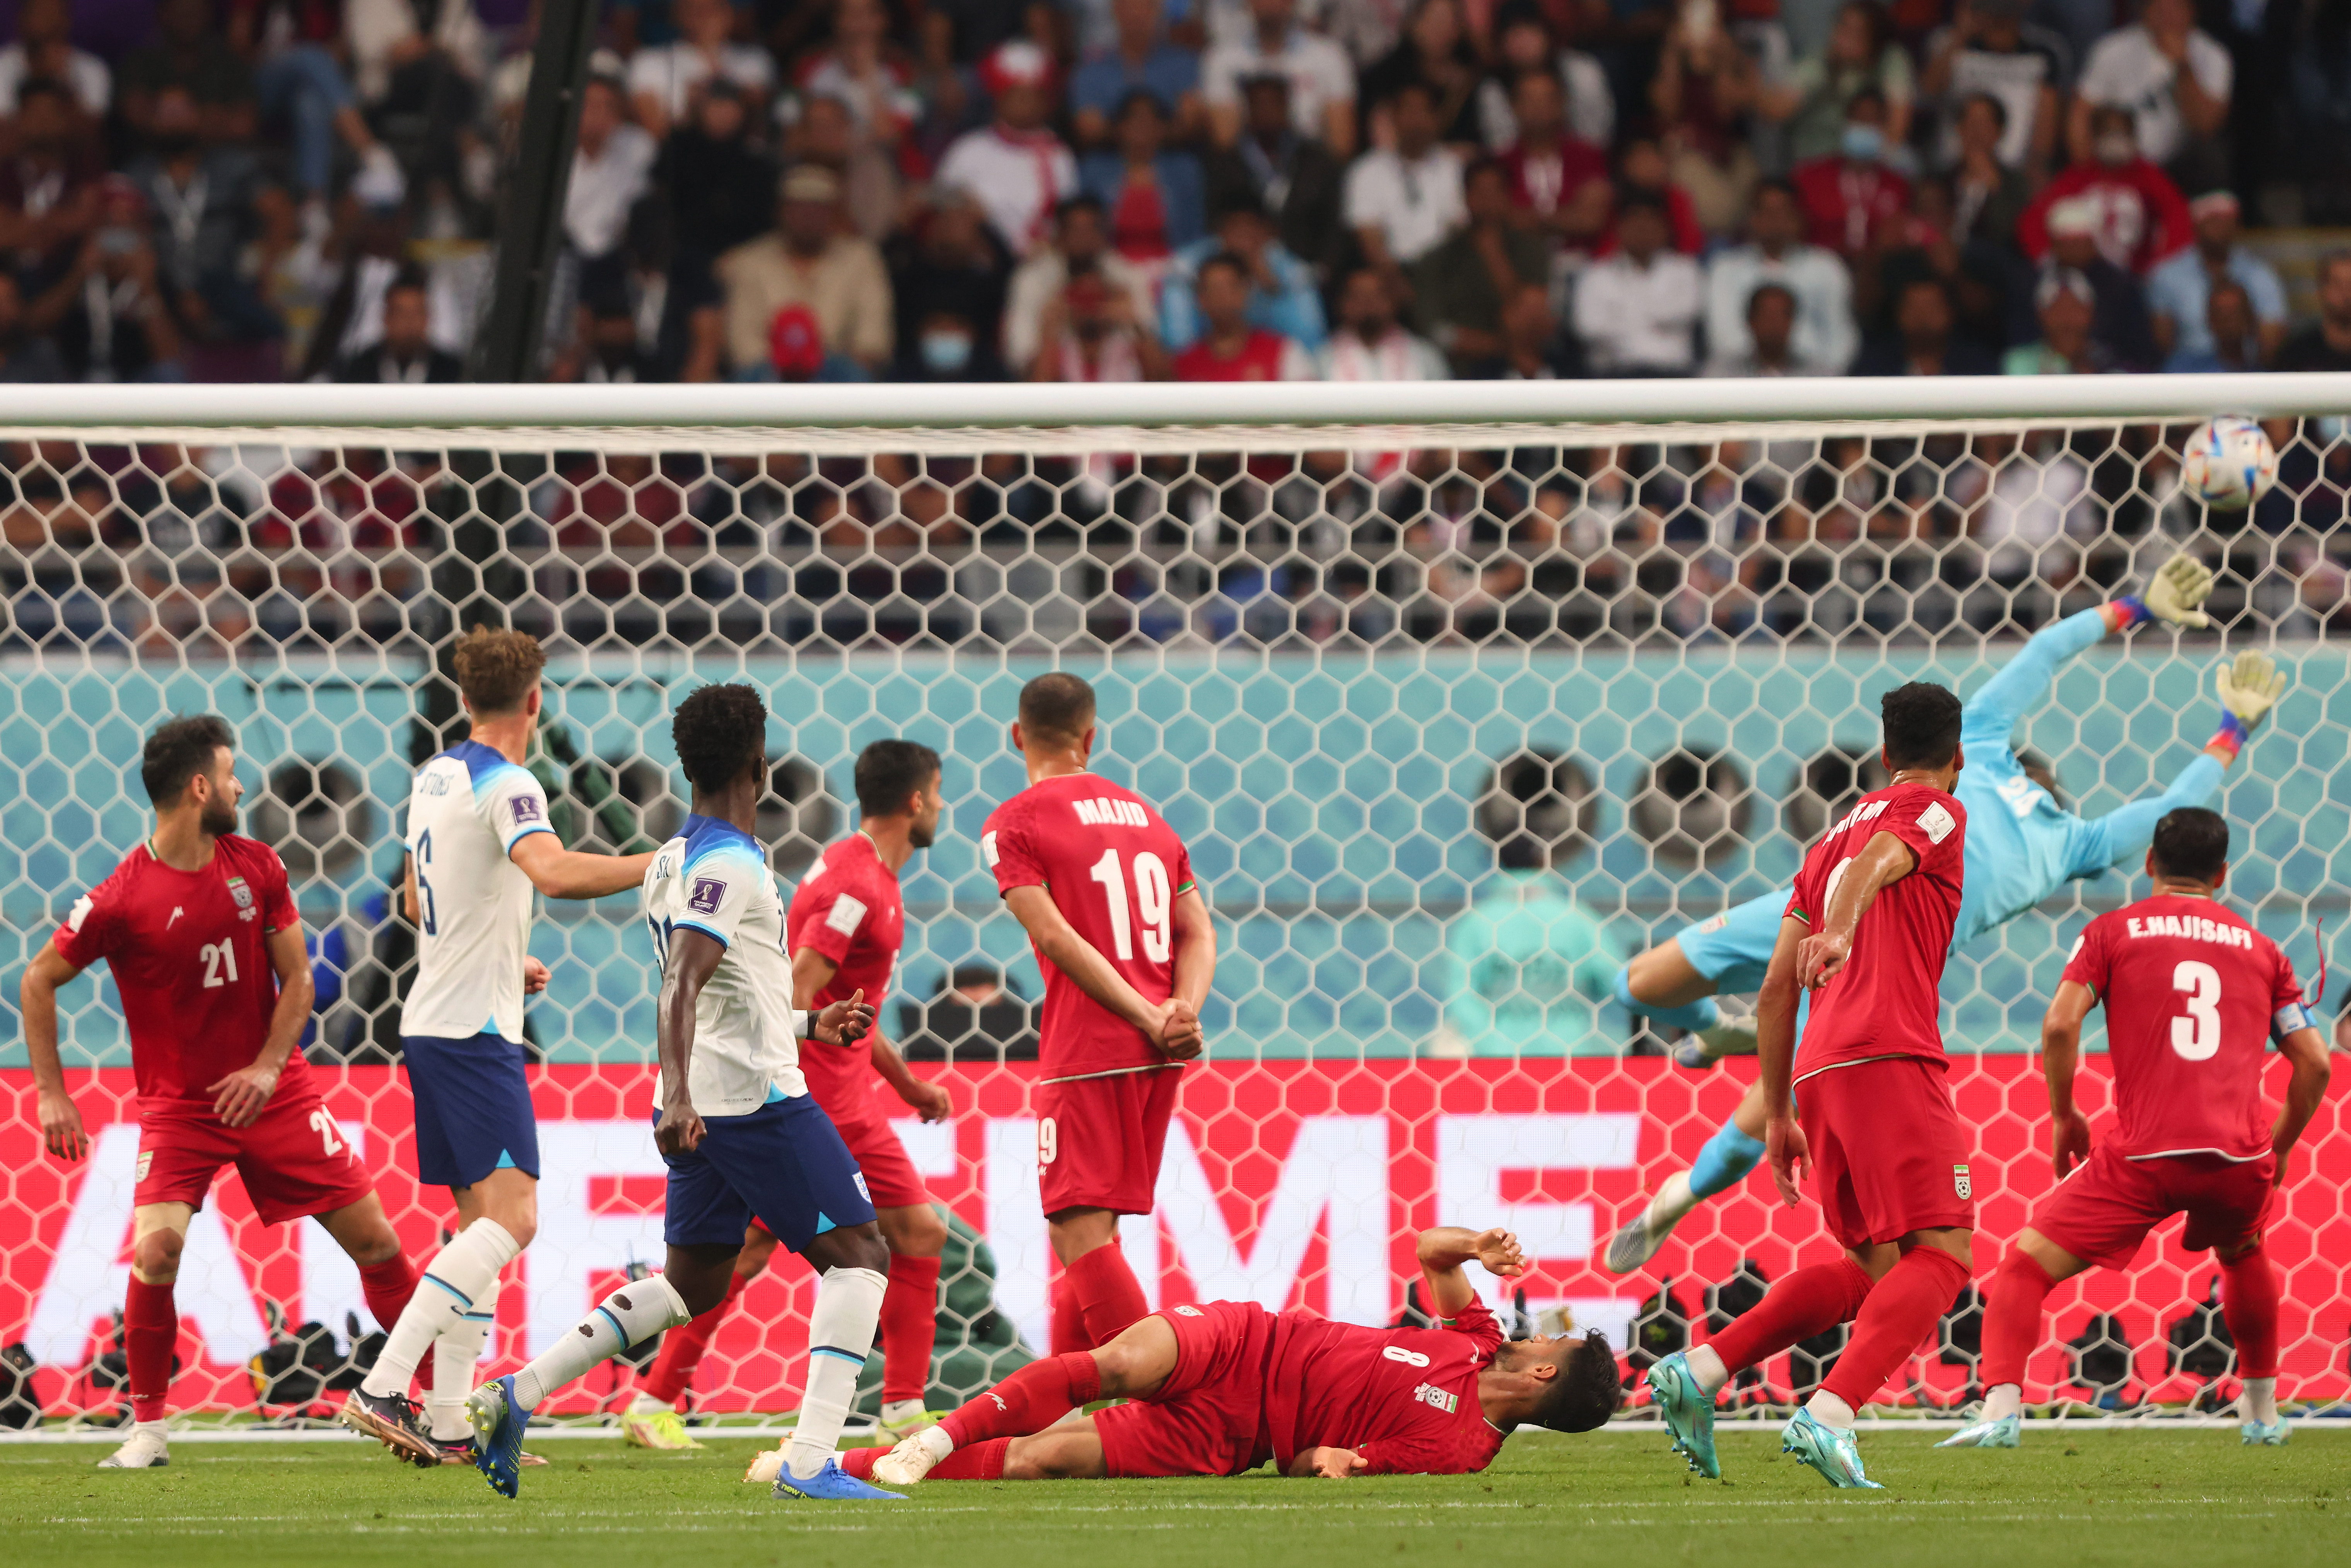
1961, 555, 2212, 746
654, 926, 724, 1156
207, 920, 314, 1130
2037, 978, 2098, 1178
2069, 650, 2289, 875
1002, 884, 1185, 1053
21, 940, 91, 1161
1414, 1225, 1525, 1318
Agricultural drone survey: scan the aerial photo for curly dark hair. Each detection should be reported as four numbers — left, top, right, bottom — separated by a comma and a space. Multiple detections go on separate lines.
1880, 680, 1962, 771
1530, 1329, 1625, 1435
672, 684, 768, 794
142, 714, 236, 806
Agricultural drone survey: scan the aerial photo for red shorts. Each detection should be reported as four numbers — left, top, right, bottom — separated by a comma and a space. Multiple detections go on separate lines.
1095, 1300, 1275, 1478
1796, 1054, 1975, 1249
2032, 1144, 2273, 1270
1035, 1065, 1180, 1217
834, 1111, 932, 1211
136, 1079, 376, 1227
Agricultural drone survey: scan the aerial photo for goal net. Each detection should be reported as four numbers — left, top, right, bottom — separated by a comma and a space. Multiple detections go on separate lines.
1, 379, 2344, 1434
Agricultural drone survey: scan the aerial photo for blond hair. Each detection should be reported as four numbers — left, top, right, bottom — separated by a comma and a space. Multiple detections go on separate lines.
452, 626, 547, 715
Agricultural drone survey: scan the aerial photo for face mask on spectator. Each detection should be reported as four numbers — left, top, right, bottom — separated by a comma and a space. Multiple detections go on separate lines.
922, 331, 975, 372
1840, 123, 1883, 163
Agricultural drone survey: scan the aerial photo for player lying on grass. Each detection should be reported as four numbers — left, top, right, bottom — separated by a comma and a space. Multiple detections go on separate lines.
849, 1226, 1622, 1486
1605, 556, 2290, 1273
1938, 808, 2330, 1451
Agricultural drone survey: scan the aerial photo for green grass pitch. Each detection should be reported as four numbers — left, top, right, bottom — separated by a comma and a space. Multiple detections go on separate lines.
7, 1430, 2344, 1568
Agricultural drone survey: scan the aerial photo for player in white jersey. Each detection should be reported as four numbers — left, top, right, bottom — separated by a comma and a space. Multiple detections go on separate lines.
340, 629, 657, 1464
462, 682, 898, 1503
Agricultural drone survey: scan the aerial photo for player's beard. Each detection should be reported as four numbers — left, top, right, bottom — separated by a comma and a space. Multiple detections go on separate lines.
908, 816, 936, 850
200, 795, 238, 838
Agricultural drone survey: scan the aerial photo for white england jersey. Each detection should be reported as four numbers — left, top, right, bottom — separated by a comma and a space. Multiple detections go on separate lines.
403, 740, 555, 1042
643, 813, 806, 1116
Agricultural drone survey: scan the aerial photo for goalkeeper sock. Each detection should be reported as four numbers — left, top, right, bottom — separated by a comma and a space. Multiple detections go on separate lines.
1688, 1118, 1768, 1200
1610, 967, 1721, 1033
1067, 1240, 1149, 1349
939, 1351, 1103, 1449
2219, 1245, 2281, 1381
1820, 1246, 1969, 1413
426, 1279, 498, 1441
363, 1219, 518, 1398
123, 1276, 176, 1425
637, 1268, 748, 1406
512, 1272, 689, 1412
785, 1266, 888, 1482
1979, 1249, 2057, 1392
879, 1252, 942, 1408
1705, 1258, 1873, 1380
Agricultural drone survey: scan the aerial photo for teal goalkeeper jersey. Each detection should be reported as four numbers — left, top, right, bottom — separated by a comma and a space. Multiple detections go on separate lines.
1444, 873, 1629, 1055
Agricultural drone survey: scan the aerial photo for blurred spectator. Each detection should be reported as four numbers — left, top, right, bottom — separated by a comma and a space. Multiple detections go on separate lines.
1763, 2, 1912, 165
549, 285, 671, 382
1203, 0, 1358, 158
0, 76, 100, 294
1571, 191, 1701, 375
1853, 275, 1999, 374
1481, 278, 1576, 378
2018, 106, 2190, 275
2003, 266, 2102, 372
0, 272, 66, 381
2275, 250, 2351, 373
1791, 89, 1909, 257
1706, 278, 1804, 375
1007, 196, 1152, 370
785, 0, 921, 164
1412, 156, 1546, 374
1475, 5, 1614, 150
712, 164, 893, 378
348, 0, 490, 199
896, 967, 1038, 1062
628, 0, 776, 142
1071, 0, 1205, 148
1650, 1, 1763, 237
1200, 73, 1347, 283
2035, 196, 2158, 369
124, 85, 282, 351
1079, 89, 1207, 287
785, 91, 902, 244
1922, 0, 2070, 176
1495, 67, 1610, 251
1318, 263, 1447, 377
887, 188, 1011, 364
1171, 250, 1318, 378
335, 270, 460, 381
897, 304, 1013, 380
1949, 91, 2029, 245
1361, 0, 1485, 147
1160, 194, 1326, 350
2070, 0, 2228, 187
1704, 178, 1857, 375
31, 179, 186, 380
0, 0, 109, 122
565, 74, 656, 266
1344, 81, 1464, 296
2161, 276, 2263, 372
935, 41, 1077, 258
1606, 136, 1706, 254
1029, 268, 1168, 379
660, 79, 779, 278
2146, 190, 2284, 365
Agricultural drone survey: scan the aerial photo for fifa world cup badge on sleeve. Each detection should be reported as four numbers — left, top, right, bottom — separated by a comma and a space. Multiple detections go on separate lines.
689, 877, 725, 915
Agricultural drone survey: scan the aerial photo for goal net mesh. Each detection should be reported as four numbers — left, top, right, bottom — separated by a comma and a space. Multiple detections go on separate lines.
1, 411, 2344, 1432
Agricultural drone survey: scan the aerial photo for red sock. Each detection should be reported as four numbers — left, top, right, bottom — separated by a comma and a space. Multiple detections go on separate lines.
847, 1436, 1011, 1480
1049, 1269, 1087, 1356
2219, 1246, 2280, 1379
842, 1444, 883, 1479
1705, 1259, 1873, 1376
939, 1351, 1101, 1447
1066, 1241, 1148, 1349
358, 1254, 418, 1339
123, 1278, 176, 1424
640, 1271, 748, 1405
1978, 1250, 2057, 1389
879, 1253, 942, 1407
1821, 1246, 1970, 1411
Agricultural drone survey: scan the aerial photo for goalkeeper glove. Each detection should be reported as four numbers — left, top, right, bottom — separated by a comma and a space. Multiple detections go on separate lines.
2208, 650, 2287, 764
2139, 553, 2215, 629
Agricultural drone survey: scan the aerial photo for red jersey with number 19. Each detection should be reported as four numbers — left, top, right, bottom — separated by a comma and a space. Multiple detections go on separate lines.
982, 773, 1196, 1078
51, 836, 303, 1109
2059, 893, 2307, 1161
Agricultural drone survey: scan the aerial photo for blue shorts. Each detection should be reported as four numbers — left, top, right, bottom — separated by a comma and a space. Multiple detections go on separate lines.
1668, 889, 1790, 995
661, 1093, 877, 1253
402, 1032, 540, 1189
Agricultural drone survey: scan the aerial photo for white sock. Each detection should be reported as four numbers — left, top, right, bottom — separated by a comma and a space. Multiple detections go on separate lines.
427, 1279, 499, 1441
1647, 1170, 1700, 1233
134, 1418, 167, 1439
785, 1266, 886, 1480
1982, 1382, 2021, 1423
2240, 1376, 2279, 1426
512, 1273, 689, 1412
1685, 1343, 1728, 1395
912, 1424, 954, 1463
362, 1219, 521, 1397
629, 1392, 674, 1415
1806, 1390, 1856, 1430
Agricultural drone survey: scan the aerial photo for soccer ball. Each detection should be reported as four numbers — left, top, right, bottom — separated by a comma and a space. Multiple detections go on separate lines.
2179, 416, 2278, 511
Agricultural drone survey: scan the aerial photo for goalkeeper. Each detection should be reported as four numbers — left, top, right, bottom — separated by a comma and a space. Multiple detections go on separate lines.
1604, 556, 2290, 1273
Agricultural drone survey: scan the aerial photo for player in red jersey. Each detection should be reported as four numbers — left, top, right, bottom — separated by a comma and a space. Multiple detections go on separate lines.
625, 739, 956, 1457
1941, 808, 2332, 1450
21, 716, 419, 1470
1644, 682, 1974, 1490
853, 1225, 1622, 1484
980, 674, 1216, 1353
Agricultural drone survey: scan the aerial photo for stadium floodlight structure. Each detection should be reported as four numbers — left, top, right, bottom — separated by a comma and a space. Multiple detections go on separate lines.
0, 375, 2345, 1437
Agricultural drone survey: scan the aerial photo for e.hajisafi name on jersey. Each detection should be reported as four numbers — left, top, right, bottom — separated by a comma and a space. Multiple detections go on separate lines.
643, 814, 813, 1115
403, 740, 557, 1041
